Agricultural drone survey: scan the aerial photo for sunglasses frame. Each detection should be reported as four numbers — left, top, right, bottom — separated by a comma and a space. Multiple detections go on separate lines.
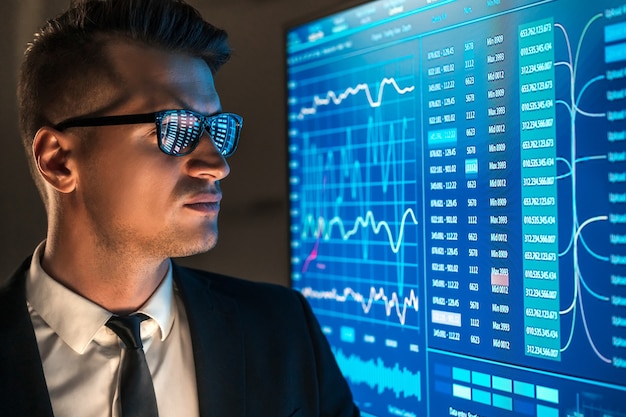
53, 109, 243, 157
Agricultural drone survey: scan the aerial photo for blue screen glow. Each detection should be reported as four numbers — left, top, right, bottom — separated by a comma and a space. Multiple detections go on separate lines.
286, 1, 626, 415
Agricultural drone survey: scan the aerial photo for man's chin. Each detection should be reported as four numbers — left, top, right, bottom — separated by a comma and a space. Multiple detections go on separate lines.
167, 232, 218, 259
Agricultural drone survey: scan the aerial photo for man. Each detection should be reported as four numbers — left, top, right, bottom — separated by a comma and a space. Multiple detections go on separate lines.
0, 0, 359, 416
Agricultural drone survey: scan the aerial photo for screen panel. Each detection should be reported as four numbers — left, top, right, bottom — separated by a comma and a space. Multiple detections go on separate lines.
286, 1, 626, 415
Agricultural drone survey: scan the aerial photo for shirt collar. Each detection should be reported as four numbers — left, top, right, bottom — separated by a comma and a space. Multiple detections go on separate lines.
137, 263, 175, 343
25, 241, 175, 354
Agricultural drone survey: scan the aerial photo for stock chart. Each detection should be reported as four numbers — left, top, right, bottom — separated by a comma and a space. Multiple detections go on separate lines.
287, 0, 626, 415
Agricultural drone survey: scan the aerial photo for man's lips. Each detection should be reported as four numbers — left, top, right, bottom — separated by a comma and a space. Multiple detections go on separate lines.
184, 193, 222, 213
184, 193, 222, 205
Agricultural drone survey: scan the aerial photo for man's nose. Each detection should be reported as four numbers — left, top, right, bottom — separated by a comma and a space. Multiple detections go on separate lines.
184, 133, 231, 180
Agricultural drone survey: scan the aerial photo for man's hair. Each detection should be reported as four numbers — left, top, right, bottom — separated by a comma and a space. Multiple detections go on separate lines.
17, 0, 231, 197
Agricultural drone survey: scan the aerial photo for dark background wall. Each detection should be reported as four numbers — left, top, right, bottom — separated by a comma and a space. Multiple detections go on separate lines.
0, 0, 343, 286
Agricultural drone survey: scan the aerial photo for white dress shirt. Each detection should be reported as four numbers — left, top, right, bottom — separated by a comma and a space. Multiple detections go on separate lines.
25, 242, 200, 417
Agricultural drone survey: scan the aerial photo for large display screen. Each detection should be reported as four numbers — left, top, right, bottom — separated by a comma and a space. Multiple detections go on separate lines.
286, 0, 626, 415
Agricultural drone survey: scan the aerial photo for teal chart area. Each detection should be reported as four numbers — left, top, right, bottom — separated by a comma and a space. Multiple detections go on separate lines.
286, 0, 626, 416
289, 48, 424, 414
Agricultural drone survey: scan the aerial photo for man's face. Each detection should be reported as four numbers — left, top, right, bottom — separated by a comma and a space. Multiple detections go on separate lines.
68, 41, 230, 259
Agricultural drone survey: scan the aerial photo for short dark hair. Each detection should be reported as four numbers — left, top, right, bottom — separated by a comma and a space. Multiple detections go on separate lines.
17, 0, 231, 194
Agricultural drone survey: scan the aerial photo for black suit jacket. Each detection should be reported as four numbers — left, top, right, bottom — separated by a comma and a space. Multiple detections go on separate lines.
0, 257, 359, 417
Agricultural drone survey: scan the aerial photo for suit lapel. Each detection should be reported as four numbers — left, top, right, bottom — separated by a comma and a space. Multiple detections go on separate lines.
174, 265, 246, 417
0, 258, 54, 417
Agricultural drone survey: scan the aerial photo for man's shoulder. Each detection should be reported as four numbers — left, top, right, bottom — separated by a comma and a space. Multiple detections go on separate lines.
0, 257, 30, 298
172, 263, 314, 330
173, 263, 287, 289
173, 263, 302, 305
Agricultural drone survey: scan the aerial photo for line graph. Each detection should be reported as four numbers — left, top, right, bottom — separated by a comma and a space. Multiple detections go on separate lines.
297, 113, 418, 281
299, 116, 419, 278
296, 77, 416, 120
294, 115, 419, 322
302, 207, 419, 260
333, 348, 421, 401
300, 286, 419, 326
289, 56, 421, 327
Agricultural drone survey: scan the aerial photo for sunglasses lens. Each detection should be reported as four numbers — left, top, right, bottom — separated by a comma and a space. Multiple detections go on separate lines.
207, 113, 242, 157
158, 110, 243, 157
159, 111, 203, 156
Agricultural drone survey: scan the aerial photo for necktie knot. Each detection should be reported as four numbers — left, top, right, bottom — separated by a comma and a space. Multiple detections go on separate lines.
106, 314, 145, 349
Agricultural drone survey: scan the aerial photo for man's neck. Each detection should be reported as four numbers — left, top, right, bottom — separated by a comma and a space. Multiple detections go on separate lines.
41, 236, 169, 315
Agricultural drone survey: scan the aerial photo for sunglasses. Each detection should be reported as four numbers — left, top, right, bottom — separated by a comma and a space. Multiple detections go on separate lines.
53, 109, 243, 157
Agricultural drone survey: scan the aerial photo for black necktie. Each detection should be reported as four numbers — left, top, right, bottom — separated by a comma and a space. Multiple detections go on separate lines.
106, 314, 159, 417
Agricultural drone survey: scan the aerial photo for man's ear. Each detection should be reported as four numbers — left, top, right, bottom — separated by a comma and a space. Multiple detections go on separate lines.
32, 126, 77, 193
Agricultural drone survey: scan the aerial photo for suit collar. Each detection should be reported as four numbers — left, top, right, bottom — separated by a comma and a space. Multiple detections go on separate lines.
0, 257, 54, 417
173, 264, 246, 417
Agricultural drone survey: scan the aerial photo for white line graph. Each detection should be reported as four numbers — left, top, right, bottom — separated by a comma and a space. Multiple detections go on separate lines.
302, 208, 419, 255
292, 65, 419, 327
301, 286, 419, 326
296, 77, 415, 120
